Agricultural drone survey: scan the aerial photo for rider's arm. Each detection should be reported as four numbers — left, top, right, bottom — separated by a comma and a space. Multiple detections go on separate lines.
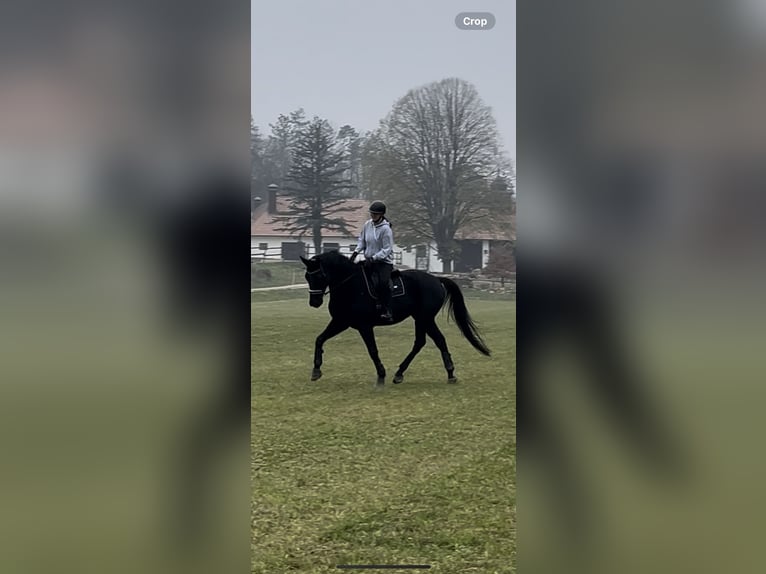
354, 222, 367, 256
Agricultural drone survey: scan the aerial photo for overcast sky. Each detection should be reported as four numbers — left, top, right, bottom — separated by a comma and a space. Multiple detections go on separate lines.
251, 0, 515, 158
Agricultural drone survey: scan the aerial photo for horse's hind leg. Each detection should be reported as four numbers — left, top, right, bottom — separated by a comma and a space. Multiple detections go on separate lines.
393, 321, 427, 384
358, 326, 386, 389
425, 321, 457, 383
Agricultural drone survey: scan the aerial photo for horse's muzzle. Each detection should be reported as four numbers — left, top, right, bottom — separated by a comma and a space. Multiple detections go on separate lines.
309, 295, 324, 308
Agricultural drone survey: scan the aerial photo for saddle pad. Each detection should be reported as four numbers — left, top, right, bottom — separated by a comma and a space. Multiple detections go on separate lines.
362, 269, 406, 299
391, 275, 405, 298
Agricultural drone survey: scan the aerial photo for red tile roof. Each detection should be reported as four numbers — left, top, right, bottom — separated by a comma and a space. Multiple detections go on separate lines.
251, 197, 516, 242
250, 198, 369, 238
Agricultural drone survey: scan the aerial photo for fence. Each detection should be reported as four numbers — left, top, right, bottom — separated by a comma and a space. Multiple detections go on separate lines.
251, 247, 515, 295
251, 245, 404, 264
439, 272, 516, 296
251, 246, 293, 262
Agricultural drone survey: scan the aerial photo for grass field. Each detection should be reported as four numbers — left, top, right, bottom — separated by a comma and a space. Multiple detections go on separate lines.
251, 296, 516, 573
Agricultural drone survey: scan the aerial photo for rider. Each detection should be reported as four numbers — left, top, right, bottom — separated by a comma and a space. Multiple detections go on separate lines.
351, 201, 394, 321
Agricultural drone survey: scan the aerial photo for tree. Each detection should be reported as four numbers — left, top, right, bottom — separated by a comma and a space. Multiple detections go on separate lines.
273, 116, 356, 256
491, 156, 515, 214
250, 116, 265, 208
265, 108, 307, 189
363, 78, 513, 272
337, 125, 365, 199
483, 240, 516, 277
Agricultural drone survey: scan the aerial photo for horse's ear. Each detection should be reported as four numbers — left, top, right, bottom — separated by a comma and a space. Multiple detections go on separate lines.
299, 256, 309, 266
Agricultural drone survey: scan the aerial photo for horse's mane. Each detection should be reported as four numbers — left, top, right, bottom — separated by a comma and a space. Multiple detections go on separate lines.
316, 249, 355, 271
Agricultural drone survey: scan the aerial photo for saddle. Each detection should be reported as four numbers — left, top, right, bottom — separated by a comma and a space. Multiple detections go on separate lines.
362, 267, 405, 300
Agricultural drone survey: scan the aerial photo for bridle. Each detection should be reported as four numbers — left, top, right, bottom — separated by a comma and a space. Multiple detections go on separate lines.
306, 265, 356, 296
306, 267, 327, 295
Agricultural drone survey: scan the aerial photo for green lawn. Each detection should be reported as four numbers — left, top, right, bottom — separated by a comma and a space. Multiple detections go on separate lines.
250, 289, 307, 303
250, 283, 515, 305
251, 299, 516, 573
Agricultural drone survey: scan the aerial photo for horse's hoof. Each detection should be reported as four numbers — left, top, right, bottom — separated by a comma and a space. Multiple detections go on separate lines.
375, 377, 385, 389
311, 369, 322, 381
393, 373, 404, 384
447, 377, 458, 384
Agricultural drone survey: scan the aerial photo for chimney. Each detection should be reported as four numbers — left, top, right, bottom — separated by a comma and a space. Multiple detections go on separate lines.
267, 183, 278, 214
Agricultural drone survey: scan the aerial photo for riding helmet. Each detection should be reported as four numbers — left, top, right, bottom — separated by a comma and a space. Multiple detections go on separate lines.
369, 201, 386, 215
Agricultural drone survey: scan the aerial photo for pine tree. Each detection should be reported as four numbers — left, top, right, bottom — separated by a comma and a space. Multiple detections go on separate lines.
273, 116, 356, 256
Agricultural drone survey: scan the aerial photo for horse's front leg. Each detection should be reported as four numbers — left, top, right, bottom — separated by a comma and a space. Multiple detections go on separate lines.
358, 326, 386, 389
311, 319, 348, 381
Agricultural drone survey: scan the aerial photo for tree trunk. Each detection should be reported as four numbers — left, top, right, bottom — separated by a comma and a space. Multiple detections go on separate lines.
441, 259, 452, 273
313, 226, 322, 257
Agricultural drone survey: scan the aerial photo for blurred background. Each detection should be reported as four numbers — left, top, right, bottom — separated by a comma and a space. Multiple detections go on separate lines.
0, 1, 249, 573
519, 0, 766, 572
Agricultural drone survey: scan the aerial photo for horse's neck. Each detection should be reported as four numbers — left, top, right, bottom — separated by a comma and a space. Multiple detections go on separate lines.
334, 261, 354, 276
328, 263, 360, 293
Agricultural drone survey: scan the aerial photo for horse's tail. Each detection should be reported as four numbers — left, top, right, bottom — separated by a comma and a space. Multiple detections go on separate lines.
438, 277, 491, 356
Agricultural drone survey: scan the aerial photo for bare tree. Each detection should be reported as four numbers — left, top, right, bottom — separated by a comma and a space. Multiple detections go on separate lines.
364, 78, 512, 272
273, 116, 356, 255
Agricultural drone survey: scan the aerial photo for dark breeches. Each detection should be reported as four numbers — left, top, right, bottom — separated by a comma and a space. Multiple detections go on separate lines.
372, 261, 393, 308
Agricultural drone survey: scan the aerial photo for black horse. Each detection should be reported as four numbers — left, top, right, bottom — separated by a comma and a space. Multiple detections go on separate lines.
299, 250, 490, 387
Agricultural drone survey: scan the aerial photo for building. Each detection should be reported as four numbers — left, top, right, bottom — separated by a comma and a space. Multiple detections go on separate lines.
251, 188, 514, 272
397, 215, 515, 272
251, 188, 378, 261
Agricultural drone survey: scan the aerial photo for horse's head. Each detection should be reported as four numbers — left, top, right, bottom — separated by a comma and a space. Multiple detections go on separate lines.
300, 255, 328, 308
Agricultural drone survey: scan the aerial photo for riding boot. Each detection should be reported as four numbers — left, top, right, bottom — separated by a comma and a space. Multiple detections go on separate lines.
379, 286, 393, 321
372, 261, 394, 321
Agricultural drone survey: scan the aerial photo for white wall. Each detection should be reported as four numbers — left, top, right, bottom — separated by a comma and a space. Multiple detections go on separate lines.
251, 235, 490, 272
306, 239, 358, 258
255, 235, 498, 273
398, 242, 443, 272
250, 236, 283, 260
399, 240, 492, 272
